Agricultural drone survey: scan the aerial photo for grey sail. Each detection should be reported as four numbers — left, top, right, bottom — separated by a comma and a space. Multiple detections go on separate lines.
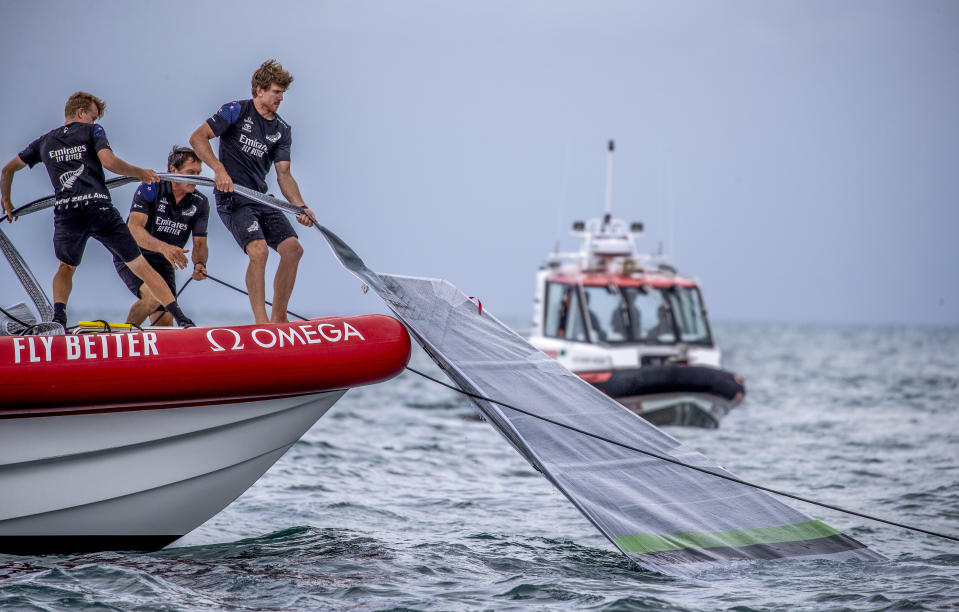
365, 275, 884, 576
10, 174, 885, 575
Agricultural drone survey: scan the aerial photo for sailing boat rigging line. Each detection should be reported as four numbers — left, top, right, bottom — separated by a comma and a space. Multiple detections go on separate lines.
0, 305, 31, 328
404, 364, 959, 545
175, 277, 192, 298
192, 270, 310, 322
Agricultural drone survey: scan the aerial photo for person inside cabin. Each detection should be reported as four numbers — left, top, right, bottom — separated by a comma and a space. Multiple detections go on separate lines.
645, 304, 675, 342
0, 92, 195, 329
113, 146, 210, 326
556, 288, 572, 338
583, 291, 607, 342
189, 59, 315, 324
611, 297, 640, 340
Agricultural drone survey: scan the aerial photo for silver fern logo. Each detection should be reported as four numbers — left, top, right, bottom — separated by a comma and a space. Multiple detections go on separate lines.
182, 204, 197, 217
58, 166, 84, 189
247, 220, 259, 233
265, 132, 281, 143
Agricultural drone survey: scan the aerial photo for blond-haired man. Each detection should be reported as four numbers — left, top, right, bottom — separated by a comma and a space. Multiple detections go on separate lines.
1, 92, 195, 328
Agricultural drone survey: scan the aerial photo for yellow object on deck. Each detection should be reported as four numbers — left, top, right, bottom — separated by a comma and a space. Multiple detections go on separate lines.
77, 321, 133, 329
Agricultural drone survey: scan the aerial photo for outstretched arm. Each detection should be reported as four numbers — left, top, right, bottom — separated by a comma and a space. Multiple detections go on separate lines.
275, 161, 314, 227
1, 156, 27, 222
97, 149, 159, 184
189, 123, 233, 192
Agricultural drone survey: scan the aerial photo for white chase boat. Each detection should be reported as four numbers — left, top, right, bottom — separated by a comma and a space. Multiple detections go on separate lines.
528, 142, 744, 428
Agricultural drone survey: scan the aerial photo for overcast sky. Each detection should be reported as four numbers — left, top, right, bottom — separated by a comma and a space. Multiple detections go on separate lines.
1, 1, 956, 325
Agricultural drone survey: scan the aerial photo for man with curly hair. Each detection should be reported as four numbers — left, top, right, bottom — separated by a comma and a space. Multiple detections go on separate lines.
190, 60, 315, 324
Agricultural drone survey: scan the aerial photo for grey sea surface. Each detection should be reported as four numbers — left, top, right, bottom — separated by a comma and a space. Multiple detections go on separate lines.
1, 322, 957, 611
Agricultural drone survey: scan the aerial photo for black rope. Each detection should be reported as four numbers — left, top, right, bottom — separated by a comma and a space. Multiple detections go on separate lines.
176, 277, 192, 298
405, 365, 959, 544
178, 270, 309, 322
0, 305, 31, 328
0, 304, 47, 335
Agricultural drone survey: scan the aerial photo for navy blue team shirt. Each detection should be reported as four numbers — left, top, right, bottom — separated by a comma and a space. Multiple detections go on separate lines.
18, 123, 113, 210
130, 181, 209, 251
206, 99, 292, 196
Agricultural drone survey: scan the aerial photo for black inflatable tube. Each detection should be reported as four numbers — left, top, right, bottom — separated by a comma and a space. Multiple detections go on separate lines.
592, 365, 745, 403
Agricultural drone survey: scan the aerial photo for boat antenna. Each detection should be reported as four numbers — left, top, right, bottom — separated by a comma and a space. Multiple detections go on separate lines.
667, 157, 674, 261
603, 139, 614, 229
553, 144, 571, 254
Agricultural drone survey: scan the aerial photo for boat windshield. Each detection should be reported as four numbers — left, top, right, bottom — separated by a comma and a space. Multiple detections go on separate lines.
581, 285, 631, 342
665, 286, 713, 345
545, 281, 712, 346
544, 282, 588, 341
620, 286, 677, 344
577, 284, 676, 344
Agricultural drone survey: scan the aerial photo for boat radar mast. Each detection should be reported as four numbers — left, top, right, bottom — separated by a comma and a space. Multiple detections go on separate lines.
546, 140, 673, 276
603, 139, 614, 227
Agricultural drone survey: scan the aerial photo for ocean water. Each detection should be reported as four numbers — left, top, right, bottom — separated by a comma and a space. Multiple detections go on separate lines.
1, 323, 957, 611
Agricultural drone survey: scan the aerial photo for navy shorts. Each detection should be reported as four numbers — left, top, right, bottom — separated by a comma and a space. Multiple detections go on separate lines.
114, 251, 176, 298
53, 204, 142, 267
216, 193, 297, 252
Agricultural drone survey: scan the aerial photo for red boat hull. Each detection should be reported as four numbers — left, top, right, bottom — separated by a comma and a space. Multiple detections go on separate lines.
0, 314, 411, 415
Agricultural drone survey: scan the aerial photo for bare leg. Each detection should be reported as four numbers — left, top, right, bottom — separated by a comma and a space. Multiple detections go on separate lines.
271, 237, 303, 323
125, 298, 150, 326
126, 285, 170, 326
245, 239, 270, 324
52, 262, 76, 304
124, 256, 193, 327
149, 309, 174, 326
51, 262, 77, 325
125, 256, 176, 305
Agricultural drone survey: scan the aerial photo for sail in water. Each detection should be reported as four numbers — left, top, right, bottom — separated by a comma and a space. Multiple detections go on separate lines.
9, 174, 885, 575
364, 275, 885, 576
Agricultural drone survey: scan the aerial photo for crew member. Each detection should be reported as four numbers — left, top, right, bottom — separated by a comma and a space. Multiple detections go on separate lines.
645, 305, 676, 341
0, 92, 194, 328
114, 146, 210, 326
189, 59, 315, 324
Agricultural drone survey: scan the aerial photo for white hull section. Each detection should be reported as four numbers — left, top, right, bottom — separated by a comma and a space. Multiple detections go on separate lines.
0, 390, 345, 539
618, 392, 732, 428
530, 334, 722, 371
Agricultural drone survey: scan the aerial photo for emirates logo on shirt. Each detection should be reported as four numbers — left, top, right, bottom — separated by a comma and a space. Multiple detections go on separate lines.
58, 166, 84, 189
239, 134, 268, 158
